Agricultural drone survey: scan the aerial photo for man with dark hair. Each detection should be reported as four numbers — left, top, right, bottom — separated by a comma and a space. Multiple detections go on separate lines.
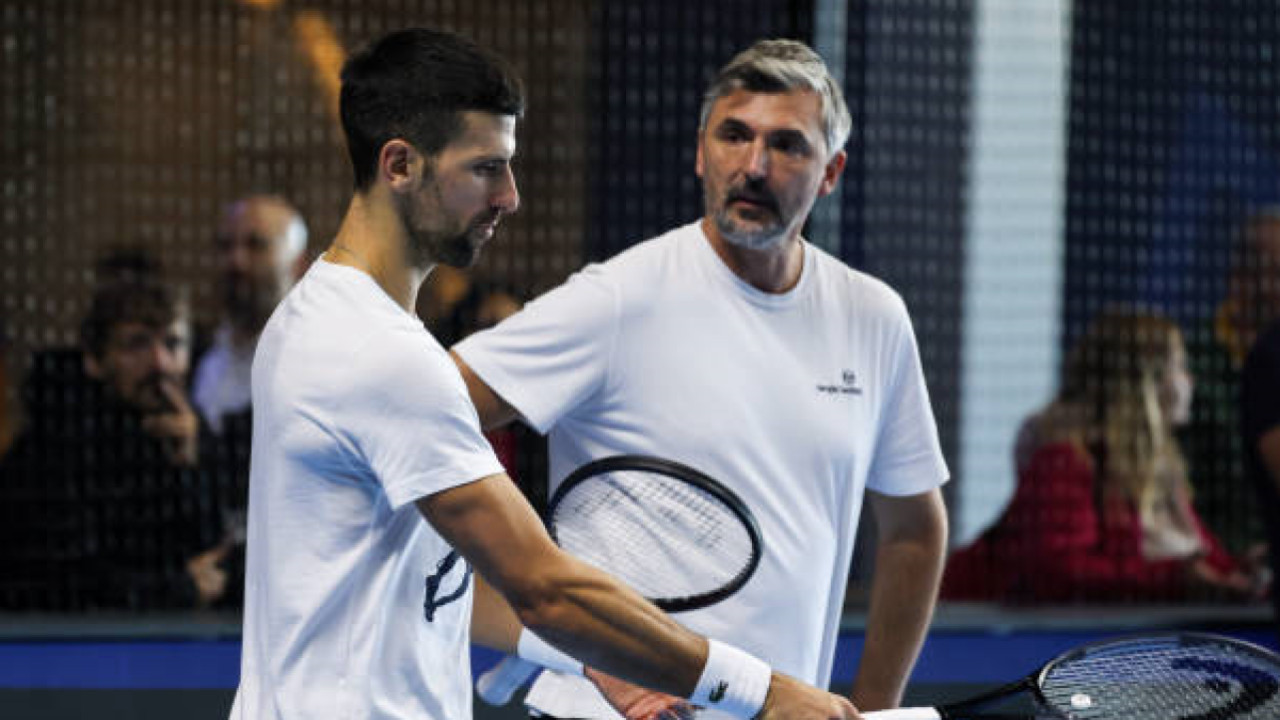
232, 28, 855, 720
0, 279, 224, 610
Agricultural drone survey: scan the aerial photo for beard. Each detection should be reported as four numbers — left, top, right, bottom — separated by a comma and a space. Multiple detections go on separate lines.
400, 192, 500, 269
223, 276, 281, 336
407, 224, 479, 269
429, 226, 484, 269
708, 181, 788, 251
103, 370, 173, 414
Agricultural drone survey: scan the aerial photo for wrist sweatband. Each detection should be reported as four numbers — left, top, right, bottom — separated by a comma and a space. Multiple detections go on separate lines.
516, 629, 585, 676
690, 639, 772, 718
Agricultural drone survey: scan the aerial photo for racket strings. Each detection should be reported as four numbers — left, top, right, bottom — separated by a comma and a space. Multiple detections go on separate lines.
1040, 637, 1280, 720
550, 470, 755, 602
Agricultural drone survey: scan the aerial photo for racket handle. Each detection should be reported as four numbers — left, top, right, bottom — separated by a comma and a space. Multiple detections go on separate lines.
862, 708, 941, 720
475, 655, 540, 706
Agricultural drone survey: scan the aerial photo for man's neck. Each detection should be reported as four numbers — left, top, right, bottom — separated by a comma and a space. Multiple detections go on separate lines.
699, 217, 804, 294
328, 194, 428, 313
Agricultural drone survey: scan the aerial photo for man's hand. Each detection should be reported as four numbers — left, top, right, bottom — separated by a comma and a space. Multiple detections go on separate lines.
586, 667, 694, 720
141, 379, 200, 466
759, 672, 861, 720
186, 544, 229, 608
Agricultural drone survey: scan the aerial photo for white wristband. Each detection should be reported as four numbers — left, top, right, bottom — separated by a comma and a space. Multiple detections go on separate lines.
516, 630, 584, 676
690, 639, 772, 718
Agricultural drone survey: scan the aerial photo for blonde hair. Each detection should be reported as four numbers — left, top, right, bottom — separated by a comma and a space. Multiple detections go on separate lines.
1056, 309, 1188, 515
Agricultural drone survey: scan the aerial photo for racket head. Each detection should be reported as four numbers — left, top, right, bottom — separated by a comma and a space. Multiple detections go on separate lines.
545, 455, 762, 612
1033, 631, 1280, 720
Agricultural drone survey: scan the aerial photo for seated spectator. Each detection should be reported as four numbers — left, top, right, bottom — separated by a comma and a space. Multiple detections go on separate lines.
943, 309, 1267, 603
1237, 209, 1280, 635
0, 279, 226, 611
194, 195, 308, 435
418, 265, 473, 345
190, 196, 308, 609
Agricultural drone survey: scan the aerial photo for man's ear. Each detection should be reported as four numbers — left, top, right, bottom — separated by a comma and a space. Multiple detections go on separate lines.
817, 149, 847, 197
694, 132, 706, 179
379, 139, 421, 192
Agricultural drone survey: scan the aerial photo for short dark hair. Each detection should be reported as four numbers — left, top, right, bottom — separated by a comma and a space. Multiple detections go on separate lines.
340, 28, 525, 190
80, 280, 183, 358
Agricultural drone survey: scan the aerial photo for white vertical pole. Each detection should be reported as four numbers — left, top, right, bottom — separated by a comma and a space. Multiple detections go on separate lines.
956, 0, 1072, 543
810, 0, 848, 256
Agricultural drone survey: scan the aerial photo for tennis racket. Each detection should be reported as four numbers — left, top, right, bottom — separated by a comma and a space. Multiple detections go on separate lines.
863, 631, 1280, 720
476, 454, 763, 705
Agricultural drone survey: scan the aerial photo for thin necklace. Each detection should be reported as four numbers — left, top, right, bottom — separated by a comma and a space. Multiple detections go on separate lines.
329, 242, 372, 273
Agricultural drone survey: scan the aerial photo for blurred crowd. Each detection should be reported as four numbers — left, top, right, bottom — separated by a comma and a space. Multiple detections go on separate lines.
944, 208, 1280, 609
0, 198, 1277, 618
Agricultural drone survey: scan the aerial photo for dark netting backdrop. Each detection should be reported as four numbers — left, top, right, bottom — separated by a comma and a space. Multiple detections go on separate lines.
2, 0, 1279, 615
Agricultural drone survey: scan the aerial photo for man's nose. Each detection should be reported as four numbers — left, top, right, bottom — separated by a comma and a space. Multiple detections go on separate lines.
494, 167, 520, 215
743, 140, 769, 180
226, 241, 252, 273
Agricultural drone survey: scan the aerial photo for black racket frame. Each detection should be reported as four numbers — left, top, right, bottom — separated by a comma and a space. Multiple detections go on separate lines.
546, 454, 763, 613
934, 631, 1280, 720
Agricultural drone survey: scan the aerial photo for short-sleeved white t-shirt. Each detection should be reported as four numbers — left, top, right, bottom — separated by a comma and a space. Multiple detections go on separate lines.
231, 259, 505, 720
455, 221, 949, 719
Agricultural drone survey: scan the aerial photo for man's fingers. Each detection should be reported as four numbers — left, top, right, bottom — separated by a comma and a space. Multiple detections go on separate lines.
833, 694, 861, 719
157, 377, 192, 411
141, 412, 198, 438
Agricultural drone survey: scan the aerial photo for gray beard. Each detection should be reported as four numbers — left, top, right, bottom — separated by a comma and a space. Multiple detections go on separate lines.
715, 212, 787, 251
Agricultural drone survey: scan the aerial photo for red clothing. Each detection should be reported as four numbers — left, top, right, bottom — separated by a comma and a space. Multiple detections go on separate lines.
942, 442, 1237, 603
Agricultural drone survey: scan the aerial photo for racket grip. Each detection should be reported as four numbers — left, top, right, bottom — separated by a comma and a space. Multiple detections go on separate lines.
475, 655, 540, 706
862, 708, 941, 720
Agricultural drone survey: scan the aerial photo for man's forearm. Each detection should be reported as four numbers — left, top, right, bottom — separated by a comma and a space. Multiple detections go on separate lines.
471, 573, 524, 653
851, 492, 947, 711
449, 350, 519, 429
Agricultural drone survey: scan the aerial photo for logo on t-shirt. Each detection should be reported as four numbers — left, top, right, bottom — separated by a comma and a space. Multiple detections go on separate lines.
423, 550, 472, 622
817, 369, 863, 396
709, 680, 729, 703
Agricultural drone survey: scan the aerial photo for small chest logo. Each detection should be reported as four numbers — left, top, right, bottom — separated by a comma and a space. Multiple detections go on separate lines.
423, 550, 472, 622
817, 369, 863, 396
709, 680, 729, 703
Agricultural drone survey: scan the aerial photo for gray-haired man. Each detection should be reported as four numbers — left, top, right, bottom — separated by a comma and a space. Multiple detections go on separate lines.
454, 38, 950, 717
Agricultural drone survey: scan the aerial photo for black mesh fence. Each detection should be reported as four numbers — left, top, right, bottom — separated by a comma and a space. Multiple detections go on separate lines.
1, 0, 1278, 614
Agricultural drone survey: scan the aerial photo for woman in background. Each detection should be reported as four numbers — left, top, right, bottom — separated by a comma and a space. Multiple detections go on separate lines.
944, 309, 1266, 603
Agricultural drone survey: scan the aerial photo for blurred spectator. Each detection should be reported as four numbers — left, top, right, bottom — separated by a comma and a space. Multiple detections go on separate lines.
943, 309, 1266, 603
418, 264, 473, 345
1182, 208, 1280, 555
187, 195, 308, 610
1238, 210, 1280, 634
194, 195, 308, 434
0, 279, 226, 610
445, 282, 522, 342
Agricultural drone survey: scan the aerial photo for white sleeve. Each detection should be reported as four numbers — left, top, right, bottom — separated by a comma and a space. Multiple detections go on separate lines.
866, 303, 950, 496
344, 328, 505, 510
453, 266, 618, 434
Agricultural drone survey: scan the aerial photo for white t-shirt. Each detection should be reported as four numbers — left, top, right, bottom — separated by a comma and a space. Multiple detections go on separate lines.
192, 322, 255, 434
231, 259, 505, 720
455, 221, 949, 719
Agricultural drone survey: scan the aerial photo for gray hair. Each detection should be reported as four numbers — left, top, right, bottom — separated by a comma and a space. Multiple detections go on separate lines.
698, 39, 851, 158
